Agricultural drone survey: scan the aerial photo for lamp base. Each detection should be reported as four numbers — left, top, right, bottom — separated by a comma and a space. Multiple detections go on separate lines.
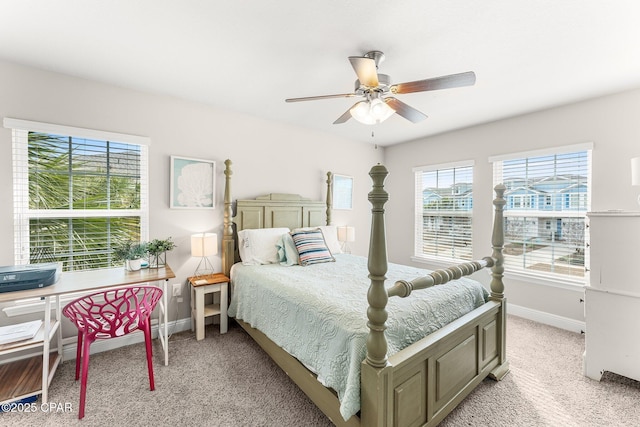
194, 257, 216, 278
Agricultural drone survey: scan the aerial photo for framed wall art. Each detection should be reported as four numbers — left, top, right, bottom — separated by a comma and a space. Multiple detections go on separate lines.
170, 156, 216, 209
332, 174, 353, 210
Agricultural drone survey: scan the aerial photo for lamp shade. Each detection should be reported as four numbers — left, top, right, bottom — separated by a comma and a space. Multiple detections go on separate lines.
632, 157, 640, 186
337, 226, 356, 242
191, 233, 218, 257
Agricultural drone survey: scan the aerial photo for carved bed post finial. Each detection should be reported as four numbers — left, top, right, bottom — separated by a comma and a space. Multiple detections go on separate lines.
366, 164, 389, 368
490, 184, 506, 300
222, 159, 234, 278
326, 172, 333, 226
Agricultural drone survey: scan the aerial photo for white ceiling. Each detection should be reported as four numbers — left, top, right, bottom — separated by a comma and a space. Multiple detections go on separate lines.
2, 1, 640, 146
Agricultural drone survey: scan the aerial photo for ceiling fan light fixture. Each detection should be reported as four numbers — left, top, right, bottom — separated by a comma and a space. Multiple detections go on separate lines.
370, 98, 394, 121
350, 100, 376, 125
350, 97, 395, 125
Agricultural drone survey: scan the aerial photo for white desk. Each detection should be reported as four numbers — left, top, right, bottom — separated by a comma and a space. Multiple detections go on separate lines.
0, 265, 175, 405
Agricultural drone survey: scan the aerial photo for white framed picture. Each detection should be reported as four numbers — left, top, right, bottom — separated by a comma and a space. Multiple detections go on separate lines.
170, 156, 216, 209
333, 174, 353, 210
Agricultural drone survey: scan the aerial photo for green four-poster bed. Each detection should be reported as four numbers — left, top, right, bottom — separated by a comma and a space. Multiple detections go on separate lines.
220, 159, 509, 427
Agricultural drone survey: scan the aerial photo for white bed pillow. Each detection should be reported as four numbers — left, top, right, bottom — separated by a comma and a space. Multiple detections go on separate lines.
238, 227, 290, 265
293, 225, 342, 255
319, 225, 342, 255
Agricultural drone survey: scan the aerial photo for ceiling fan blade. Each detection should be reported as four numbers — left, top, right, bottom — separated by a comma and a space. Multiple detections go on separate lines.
391, 71, 476, 94
385, 97, 428, 123
348, 56, 379, 87
333, 105, 355, 124
285, 93, 357, 102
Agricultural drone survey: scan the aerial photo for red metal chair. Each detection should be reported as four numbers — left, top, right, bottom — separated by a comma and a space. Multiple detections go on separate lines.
62, 285, 163, 419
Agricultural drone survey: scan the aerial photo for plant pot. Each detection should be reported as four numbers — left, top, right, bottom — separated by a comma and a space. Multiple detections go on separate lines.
125, 258, 142, 271
149, 252, 166, 268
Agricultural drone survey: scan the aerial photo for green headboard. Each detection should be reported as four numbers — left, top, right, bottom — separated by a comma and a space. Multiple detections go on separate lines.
222, 159, 333, 276
235, 193, 327, 231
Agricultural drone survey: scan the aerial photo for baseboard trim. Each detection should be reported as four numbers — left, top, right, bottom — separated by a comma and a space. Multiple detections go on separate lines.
62, 317, 192, 361
508, 303, 585, 334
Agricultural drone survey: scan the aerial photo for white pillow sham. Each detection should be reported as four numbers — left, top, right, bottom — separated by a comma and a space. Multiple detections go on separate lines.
238, 227, 290, 265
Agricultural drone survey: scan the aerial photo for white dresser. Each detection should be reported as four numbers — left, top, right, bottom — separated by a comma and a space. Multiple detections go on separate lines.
584, 211, 640, 382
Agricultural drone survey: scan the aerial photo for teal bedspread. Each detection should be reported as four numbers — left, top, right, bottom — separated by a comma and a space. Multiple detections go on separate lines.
228, 254, 488, 421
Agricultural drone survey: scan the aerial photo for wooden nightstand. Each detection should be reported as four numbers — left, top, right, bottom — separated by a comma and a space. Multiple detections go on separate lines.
187, 273, 229, 340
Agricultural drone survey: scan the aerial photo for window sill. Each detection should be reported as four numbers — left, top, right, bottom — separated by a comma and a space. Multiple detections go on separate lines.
501, 270, 585, 291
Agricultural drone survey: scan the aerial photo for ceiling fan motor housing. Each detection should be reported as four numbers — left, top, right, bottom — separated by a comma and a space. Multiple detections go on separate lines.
354, 73, 392, 94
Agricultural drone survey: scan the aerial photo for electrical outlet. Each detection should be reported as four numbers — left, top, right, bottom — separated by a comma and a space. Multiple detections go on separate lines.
172, 283, 181, 297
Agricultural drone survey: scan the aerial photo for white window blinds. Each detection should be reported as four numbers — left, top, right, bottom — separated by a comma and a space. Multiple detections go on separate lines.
414, 161, 474, 262
5, 118, 149, 272
490, 143, 592, 281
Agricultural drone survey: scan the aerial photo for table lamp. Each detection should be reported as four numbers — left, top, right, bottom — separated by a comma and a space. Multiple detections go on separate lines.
191, 232, 218, 277
632, 157, 640, 206
337, 226, 355, 254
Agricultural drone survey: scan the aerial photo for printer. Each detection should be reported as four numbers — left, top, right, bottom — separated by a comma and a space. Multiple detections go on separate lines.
0, 263, 61, 293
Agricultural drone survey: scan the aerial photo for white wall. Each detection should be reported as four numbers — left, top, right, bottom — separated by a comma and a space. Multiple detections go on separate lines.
0, 60, 383, 329
3, 58, 639, 332
384, 88, 640, 324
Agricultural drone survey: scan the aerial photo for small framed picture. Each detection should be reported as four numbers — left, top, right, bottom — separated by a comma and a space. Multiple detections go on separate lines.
333, 174, 353, 210
170, 156, 216, 209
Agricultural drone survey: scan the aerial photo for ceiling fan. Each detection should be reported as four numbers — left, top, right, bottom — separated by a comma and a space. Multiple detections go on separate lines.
285, 50, 476, 125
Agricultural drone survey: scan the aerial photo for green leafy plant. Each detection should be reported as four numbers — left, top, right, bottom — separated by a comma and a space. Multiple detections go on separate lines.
112, 240, 148, 261
147, 237, 176, 256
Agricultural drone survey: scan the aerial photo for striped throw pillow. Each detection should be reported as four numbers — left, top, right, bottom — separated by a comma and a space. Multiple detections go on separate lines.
290, 229, 335, 266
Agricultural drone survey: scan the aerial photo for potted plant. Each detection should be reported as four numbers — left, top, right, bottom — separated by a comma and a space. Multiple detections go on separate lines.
147, 237, 176, 268
113, 240, 148, 271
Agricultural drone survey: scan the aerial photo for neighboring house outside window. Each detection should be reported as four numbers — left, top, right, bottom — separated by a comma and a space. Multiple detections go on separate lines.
414, 161, 474, 262
6, 118, 149, 272
490, 143, 592, 283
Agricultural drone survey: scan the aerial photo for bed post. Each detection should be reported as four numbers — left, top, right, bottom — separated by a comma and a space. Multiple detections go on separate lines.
490, 184, 506, 299
365, 164, 389, 368
222, 159, 235, 278
360, 164, 391, 427
489, 183, 509, 380
326, 172, 333, 226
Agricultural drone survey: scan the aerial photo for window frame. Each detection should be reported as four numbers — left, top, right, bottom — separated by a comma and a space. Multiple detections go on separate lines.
413, 160, 474, 264
489, 142, 593, 287
5, 117, 150, 269
332, 174, 354, 210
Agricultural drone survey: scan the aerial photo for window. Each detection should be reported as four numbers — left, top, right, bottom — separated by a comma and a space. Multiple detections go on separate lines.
6, 118, 149, 272
332, 174, 353, 210
491, 143, 592, 282
414, 161, 473, 262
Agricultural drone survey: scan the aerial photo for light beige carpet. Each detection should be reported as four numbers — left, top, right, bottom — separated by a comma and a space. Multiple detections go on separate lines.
440, 316, 640, 427
1, 315, 638, 426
